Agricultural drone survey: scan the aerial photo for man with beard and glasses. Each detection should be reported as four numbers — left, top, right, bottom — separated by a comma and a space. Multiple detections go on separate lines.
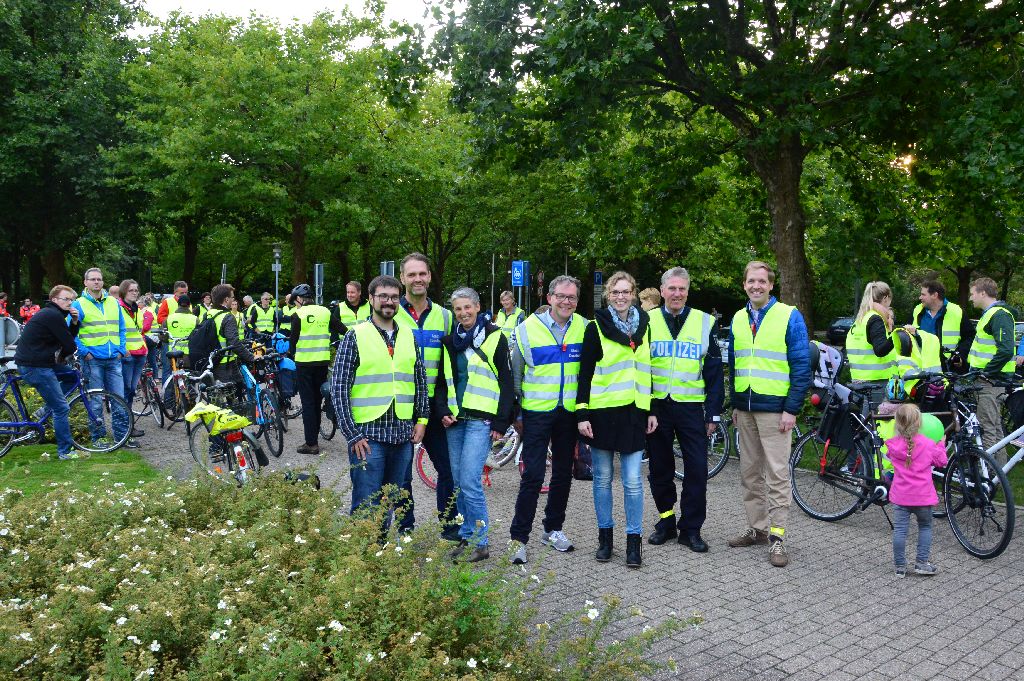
331, 275, 429, 526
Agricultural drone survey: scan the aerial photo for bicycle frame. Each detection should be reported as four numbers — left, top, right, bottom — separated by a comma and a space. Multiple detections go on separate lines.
0, 364, 95, 437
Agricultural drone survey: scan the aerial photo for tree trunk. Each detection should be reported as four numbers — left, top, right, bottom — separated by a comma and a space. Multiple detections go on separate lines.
182, 217, 199, 284
744, 135, 816, 333
291, 215, 308, 285
27, 250, 45, 300
338, 246, 350, 287
955, 266, 973, 309
360, 231, 373, 286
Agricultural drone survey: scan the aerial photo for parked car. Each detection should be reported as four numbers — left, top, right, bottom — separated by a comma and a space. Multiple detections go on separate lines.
1015, 321, 1024, 344
826, 316, 855, 346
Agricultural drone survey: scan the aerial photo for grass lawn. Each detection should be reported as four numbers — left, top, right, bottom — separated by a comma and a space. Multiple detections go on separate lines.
0, 444, 160, 498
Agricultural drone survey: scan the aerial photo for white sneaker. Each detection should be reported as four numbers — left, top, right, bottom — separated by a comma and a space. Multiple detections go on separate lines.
509, 540, 528, 565
540, 530, 575, 552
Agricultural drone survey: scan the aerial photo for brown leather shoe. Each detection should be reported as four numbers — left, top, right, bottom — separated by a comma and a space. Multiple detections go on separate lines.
727, 528, 770, 548
296, 443, 320, 455
768, 538, 790, 567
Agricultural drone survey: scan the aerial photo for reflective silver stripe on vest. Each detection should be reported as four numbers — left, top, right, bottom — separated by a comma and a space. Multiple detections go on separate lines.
973, 337, 996, 347
591, 379, 637, 395
734, 368, 790, 381
523, 389, 561, 400
295, 347, 328, 353
518, 327, 534, 365
732, 348, 788, 361
350, 396, 397, 407
942, 330, 959, 338
80, 319, 119, 328
525, 374, 564, 385
353, 372, 415, 385
593, 359, 636, 375
79, 332, 118, 339
300, 334, 331, 341
467, 364, 495, 379
666, 385, 705, 396
968, 349, 993, 361
464, 384, 500, 401
395, 394, 415, 404
423, 359, 440, 371
651, 366, 700, 382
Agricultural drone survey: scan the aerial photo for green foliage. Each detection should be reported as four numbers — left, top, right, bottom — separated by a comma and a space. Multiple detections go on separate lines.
0, 476, 687, 679
0, 444, 161, 498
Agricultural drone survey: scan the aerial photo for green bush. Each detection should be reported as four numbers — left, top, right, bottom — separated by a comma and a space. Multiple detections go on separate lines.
0, 477, 686, 679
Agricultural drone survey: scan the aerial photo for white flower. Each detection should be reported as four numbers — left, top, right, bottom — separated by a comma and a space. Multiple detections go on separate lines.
15, 632, 33, 641
217, 600, 228, 610
585, 600, 594, 606
401, 534, 412, 543
97, 603, 113, 612
224, 619, 232, 626
226, 520, 234, 526
365, 653, 374, 663
210, 631, 222, 641
467, 658, 478, 668
328, 620, 346, 632
378, 651, 387, 659
127, 635, 141, 644
134, 668, 155, 680
409, 632, 421, 644
293, 534, 307, 544
530, 574, 540, 583
150, 640, 161, 652
587, 608, 599, 620
443, 656, 450, 665
394, 545, 402, 554
116, 617, 128, 626
0, 528, 9, 536
374, 550, 383, 557
455, 514, 465, 523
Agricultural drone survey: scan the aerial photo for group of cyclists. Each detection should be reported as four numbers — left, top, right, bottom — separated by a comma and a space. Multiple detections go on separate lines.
9, 257, 1024, 570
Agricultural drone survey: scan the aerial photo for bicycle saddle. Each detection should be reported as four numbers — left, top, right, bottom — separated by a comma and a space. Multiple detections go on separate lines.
167, 350, 185, 359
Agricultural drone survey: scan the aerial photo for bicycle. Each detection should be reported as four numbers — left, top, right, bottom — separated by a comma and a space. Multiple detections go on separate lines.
789, 370, 1015, 559
415, 425, 555, 494
161, 340, 198, 427
251, 332, 301, 426
0, 356, 134, 457
131, 363, 165, 429
672, 421, 731, 481
184, 352, 268, 485
238, 356, 285, 458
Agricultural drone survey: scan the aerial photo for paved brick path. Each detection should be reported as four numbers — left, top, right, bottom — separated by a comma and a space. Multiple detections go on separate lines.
138, 412, 1024, 680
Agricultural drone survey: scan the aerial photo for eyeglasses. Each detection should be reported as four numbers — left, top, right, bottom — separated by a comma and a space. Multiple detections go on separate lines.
608, 289, 634, 298
374, 294, 400, 303
551, 293, 578, 303
55, 297, 76, 303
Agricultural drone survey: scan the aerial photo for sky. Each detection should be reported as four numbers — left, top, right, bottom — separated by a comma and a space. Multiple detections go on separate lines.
141, 0, 436, 26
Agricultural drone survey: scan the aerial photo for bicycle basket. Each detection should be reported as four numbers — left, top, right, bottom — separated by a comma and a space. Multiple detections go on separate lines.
916, 377, 948, 412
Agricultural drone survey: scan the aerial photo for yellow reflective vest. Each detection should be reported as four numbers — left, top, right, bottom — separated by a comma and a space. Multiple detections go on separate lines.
913, 301, 964, 351
968, 305, 1016, 374
846, 311, 899, 382
587, 321, 652, 411
648, 307, 714, 402
295, 305, 332, 363
167, 310, 198, 354
395, 301, 453, 398
350, 323, 418, 423
731, 303, 794, 397
251, 305, 275, 333
339, 301, 371, 327
516, 313, 586, 412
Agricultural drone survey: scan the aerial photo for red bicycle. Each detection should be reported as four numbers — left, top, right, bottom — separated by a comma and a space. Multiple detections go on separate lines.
414, 425, 554, 494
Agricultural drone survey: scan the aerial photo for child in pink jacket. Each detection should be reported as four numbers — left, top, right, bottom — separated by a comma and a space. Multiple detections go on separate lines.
885, 403, 948, 578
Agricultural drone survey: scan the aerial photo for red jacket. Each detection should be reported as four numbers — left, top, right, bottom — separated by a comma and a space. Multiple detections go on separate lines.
20, 304, 40, 322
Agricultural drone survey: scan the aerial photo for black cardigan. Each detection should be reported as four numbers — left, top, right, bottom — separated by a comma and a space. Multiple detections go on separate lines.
576, 307, 651, 453
13, 303, 80, 367
433, 324, 515, 434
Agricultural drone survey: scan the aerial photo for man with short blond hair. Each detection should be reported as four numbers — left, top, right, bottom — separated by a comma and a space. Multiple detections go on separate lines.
968, 276, 1016, 464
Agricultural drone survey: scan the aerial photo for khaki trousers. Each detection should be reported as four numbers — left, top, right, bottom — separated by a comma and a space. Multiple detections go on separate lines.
735, 410, 794, 536
977, 379, 1007, 466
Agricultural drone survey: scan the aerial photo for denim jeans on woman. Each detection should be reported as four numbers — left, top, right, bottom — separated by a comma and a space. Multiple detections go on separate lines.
122, 354, 147, 407
19, 365, 78, 456
591, 448, 644, 535
446, 417, 492, 546
892, 504, 933, 567
81, 357, 130, 442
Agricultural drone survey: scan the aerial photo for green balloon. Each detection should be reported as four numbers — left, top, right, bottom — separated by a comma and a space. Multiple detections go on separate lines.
921, 413, 944, 443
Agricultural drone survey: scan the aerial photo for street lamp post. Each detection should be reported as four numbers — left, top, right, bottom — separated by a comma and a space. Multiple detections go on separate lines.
272, 244, 282, 304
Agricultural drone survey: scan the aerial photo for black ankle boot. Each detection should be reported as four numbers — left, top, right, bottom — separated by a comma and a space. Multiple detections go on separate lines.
647, 517, 678, 545
596, 528, 613, 562
626, 534, 642, 568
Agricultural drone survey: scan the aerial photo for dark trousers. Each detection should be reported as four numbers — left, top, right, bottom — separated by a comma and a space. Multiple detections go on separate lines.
646, 400, 708, 533
296, 364, 328, 447
399, 416, 455, 531
510, 407, 577, 544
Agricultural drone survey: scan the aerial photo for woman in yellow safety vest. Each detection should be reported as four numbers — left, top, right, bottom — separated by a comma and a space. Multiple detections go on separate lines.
576, 271, 656, 569
117, 279, 151, 437
433, 287, 514, 563
846, 281, 899, 403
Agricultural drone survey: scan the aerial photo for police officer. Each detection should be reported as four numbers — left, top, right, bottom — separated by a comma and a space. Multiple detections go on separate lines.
645, 267, 724, 553
339, 281, 371, 327
507, 275, 587, 564
287, 283, 346, 455
395, 253, 457, 538
330, 275, 428, 523
727, 261, 811, 568
495, 290, 525, 339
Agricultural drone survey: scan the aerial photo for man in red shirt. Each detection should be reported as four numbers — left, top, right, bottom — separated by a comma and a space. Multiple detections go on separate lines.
20, 299, 41, 323
157, 280, 189, 377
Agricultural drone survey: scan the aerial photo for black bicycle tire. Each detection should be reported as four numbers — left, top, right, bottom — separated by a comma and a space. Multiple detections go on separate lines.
319, 410, 337, 440
145, 377, 165, 429
789, 430, 869, 522
258, 391, 284, 457
671, 422, 731, 481
67, 389, 134, 453
0, 398, 21, 458
944, 446, 1015, 560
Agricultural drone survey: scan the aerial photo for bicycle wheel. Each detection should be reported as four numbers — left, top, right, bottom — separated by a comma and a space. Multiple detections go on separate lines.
415, 444, 438, 490
944, 446, 1015, 559
489, 425, 520, 467
707, 421, 730, 479
234, 430, 264, 485
0, 398, 21, 458
517, 442, 552, 494
143, 377, 165, 429
789, 431, 870, 521
132, 385, 152, 418
319, 410, 337, 440
256, 391, 284, 458
189, 422, 233, 482
67, 389, 134, 453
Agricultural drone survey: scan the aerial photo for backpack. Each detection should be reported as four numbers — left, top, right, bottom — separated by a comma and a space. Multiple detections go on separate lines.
572, 441, 593, 481
188, 310, 227, 369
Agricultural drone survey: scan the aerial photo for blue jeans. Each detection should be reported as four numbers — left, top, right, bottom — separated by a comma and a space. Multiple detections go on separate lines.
81, 357, 130, 441
591, 447, 645, 535
446, 418, 492, 546
350, 440, 413, 527
892, 504, 933, 567
122, 354, 147, 407
19, 365, 77, 456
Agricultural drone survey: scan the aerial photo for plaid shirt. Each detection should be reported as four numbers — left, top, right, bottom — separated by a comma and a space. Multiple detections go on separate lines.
331, 320, 429, 446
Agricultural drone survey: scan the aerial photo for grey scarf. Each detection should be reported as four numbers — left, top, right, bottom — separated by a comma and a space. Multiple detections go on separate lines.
611, 306, 640, 338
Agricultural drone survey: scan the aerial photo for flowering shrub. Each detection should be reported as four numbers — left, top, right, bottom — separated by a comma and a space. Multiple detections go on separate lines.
0, 476, 685, 679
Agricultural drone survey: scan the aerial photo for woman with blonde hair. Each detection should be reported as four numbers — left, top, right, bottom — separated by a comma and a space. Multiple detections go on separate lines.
846, 281, 899, 401
576, 270, 656, 568
117, 279, 151, 443
639, 287, 661, 311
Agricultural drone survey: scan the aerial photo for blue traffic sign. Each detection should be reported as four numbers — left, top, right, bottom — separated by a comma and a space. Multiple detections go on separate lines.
594, 271, 603, 286
511, 260, 524, 287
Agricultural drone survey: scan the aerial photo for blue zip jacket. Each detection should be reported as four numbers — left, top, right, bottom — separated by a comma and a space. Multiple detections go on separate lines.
728, 297, 812, 415
72, 290, 127, 360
